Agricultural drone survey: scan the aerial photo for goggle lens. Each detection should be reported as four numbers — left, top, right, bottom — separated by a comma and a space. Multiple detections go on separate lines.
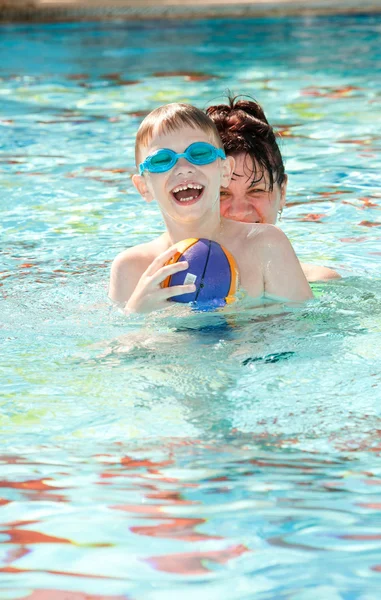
188, 143, 215, 164
149, 150, 174, 170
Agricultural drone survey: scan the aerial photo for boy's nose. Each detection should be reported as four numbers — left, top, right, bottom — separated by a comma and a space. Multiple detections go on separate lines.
173, 157, 195, 175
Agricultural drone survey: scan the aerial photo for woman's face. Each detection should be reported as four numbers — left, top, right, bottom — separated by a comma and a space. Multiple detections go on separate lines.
220, 153, 287, 224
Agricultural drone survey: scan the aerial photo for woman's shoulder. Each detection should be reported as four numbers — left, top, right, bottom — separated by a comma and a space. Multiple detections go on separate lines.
223, 218, 276, 239
222, 222, 290, 260
243, 222, 290, 247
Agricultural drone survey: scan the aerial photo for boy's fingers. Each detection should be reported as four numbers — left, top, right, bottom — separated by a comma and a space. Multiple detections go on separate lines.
146, 245, 179, 276
159, 284, 196, 300
151, 261, 189, 286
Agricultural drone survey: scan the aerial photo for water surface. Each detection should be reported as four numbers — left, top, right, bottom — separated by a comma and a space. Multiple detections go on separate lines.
1, 14, 381, 600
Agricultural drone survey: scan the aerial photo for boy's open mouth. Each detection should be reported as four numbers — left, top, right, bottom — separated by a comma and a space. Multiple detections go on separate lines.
171, 183, 204, 205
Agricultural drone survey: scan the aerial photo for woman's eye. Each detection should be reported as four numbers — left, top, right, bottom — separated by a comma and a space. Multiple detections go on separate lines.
220, 190, 230, 197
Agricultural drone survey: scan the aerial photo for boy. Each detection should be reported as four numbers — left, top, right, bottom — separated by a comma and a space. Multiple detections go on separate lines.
109, 103, 313, 313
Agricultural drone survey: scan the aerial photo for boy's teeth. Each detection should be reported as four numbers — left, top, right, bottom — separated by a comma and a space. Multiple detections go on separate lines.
173, 184, 203, 193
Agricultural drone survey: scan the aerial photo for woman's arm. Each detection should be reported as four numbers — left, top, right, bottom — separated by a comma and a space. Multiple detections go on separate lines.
256, 225, 314, 302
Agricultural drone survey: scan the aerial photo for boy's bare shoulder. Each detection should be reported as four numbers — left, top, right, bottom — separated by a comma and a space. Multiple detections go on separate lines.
109, 237, 167, 304
111, 237, 167, 271
112, 241, 153, 271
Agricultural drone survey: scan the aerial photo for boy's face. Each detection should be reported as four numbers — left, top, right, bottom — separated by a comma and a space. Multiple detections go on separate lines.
133, 125, 234, 224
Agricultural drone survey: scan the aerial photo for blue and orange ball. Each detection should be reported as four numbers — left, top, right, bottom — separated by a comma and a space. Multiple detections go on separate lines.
161, 238, 239, 307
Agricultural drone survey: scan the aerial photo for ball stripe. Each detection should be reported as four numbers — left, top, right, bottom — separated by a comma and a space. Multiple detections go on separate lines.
223, 245, 240, 298
194, 239, 212, 301
161, 237, 199, 288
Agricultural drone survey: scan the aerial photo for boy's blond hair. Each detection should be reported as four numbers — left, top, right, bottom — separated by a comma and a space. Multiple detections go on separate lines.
135, 103, 223, 166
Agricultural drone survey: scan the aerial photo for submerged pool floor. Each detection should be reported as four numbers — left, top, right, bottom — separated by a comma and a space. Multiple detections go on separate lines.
0, 13, 381, 600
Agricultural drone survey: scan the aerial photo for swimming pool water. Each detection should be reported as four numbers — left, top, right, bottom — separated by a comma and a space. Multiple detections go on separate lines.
1, 14, 381, 600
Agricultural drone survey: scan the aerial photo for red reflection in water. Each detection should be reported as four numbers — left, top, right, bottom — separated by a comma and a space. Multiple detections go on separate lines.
0, 564, 125, 582
65, 166, 132, 184
84, 167, 129, 174
286, 189, 348, 208
145, 543, 248, 575
302, 85, 361, 98
127, 110, 150, 118
339, 236, 369, 243
340, 534, 381, 540
67, 74, 89, 80
0, 477, 67, 502
152, 71, 218, 81
145, 490, 194, 503
102, 73, 141, 86
360, 197, 380, 208
342, 197, 380, 210
299, 213, 325, 222
272, 124, 304, 138
24, 590, 127, 599
359, 221, 381, 227
117, 454, 199, 487
104, 446, 228, 546
113, 503, 176, 516
120, 456, 172, 469
131, 517, 222, 542
371, 564, 381, 572
0, 477, 62, 491
1, 528, 72, 545
337, 136, 380, 146
3, 545, 30, 566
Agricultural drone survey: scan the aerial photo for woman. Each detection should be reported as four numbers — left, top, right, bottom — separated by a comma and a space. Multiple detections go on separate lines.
206, 97, 340, 282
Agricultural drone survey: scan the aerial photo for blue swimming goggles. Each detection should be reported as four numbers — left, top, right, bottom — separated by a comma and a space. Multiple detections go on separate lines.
139, 142, 226, 175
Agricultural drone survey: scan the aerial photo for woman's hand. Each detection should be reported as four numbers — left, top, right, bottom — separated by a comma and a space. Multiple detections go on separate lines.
125, 245, 196, 314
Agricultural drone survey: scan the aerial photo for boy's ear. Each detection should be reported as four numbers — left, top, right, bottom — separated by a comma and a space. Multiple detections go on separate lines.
220, 155, 235, 187
132, 174, 154, 203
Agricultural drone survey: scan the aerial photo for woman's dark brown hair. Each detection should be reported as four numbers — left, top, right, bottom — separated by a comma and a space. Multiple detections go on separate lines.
206, 96, 285, 191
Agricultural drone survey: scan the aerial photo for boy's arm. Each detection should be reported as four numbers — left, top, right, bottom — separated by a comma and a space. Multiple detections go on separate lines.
255, 226, 313, 302
109, 249, 144, 306
108, 246, 196, 313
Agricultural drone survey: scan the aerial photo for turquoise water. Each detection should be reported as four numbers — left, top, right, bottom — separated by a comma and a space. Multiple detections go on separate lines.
1, 14, 381, 599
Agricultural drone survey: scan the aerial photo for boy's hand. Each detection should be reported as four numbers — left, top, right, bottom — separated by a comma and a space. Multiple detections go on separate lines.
125, 246, 196, 313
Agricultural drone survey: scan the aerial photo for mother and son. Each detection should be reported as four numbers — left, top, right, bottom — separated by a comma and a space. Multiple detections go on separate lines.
109, 98, 339, 313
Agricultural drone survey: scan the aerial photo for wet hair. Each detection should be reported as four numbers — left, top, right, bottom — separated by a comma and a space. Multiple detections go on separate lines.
206, 96, 285, 191
135, 102, 223, 166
